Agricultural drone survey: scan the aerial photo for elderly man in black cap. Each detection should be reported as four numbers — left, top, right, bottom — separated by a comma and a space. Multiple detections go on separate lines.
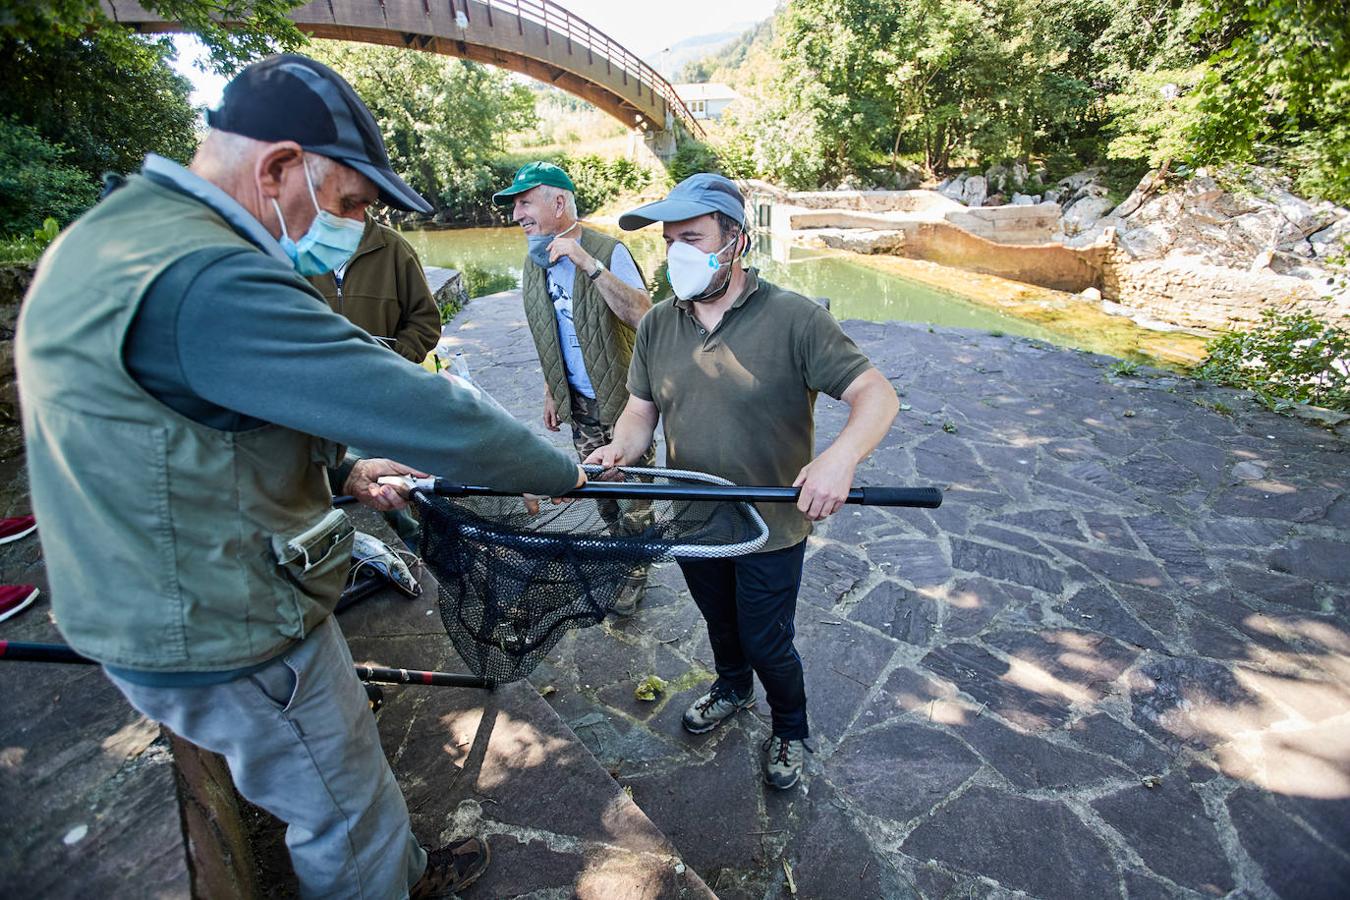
585, 174, 899, 790
17, 54, 585, 897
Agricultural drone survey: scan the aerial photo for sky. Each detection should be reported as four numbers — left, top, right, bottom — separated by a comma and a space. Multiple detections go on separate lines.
170, 0, 778, 109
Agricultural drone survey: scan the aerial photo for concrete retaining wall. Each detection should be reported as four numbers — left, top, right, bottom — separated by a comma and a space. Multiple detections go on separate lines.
945, 202, 1063, 245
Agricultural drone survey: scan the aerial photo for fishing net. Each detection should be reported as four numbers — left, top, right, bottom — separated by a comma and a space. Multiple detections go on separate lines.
414, 465, 768, 686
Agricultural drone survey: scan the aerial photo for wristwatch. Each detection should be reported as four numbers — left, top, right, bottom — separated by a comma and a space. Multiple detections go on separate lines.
587, 258, 606, 281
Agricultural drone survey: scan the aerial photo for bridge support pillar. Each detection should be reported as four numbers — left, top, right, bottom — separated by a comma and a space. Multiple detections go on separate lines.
644, 130, 678, 163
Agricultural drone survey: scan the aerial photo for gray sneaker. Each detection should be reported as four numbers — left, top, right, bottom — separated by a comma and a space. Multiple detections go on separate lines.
763, 736, 808, 789
681, 683, 755, 734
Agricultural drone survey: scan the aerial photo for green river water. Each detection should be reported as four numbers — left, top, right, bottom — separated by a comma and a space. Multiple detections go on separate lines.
401, 226, 1207, 365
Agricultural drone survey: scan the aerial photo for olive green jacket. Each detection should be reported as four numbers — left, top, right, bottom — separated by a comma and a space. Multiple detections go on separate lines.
308, 216, 442, 363
17, 175, 350, 670
521, 227, 639, 426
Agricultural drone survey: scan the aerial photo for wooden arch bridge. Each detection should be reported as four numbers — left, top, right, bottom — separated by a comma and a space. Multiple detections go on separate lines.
102, 0, 703, 157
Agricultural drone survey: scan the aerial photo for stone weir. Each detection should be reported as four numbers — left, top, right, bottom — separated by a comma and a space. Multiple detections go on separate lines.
744, 172, 1350, 333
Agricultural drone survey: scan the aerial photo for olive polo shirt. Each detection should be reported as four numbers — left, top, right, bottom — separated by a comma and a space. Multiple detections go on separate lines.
628, 269, 874, 551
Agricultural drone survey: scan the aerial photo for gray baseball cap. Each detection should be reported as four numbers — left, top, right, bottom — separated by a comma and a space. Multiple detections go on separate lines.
207, 54, 432, 214
618, 173, 746, 231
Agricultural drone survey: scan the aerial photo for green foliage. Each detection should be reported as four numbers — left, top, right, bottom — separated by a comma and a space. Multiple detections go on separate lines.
0, 0, 306, 73
1108, 359, 1143, 377
0, 217, 62, 265
1105, 67, 1208, 168
668, 142, 724, 185
1186, 0, 1350, 204
309, 42, 537, 221
764, 0, 1110, 180
459, 265, 517, 300
676, 0, 1344, 202
0, 26, 197, 229
0, 120, 99, 236
1196, 310, 1350, 412
559, 154, 651, 215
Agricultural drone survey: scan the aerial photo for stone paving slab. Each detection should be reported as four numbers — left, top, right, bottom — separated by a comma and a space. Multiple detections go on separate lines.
0, 462, 189, 898
442, 290, 1350, 900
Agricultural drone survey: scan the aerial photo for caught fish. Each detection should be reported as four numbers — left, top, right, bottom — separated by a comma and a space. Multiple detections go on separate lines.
350, 530, 422, 599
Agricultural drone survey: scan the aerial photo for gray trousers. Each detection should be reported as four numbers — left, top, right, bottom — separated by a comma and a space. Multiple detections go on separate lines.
107, 616, 425, 899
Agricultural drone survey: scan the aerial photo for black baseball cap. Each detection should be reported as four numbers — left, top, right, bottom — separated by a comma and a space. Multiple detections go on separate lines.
206, 53, 432, 214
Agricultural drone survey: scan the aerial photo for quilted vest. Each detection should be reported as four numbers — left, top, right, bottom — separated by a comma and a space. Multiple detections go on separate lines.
521, 227, 640, 425
16, 175, 349, 670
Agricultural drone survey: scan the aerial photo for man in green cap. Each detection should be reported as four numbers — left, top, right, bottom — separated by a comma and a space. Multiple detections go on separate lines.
493, 162, 656, 615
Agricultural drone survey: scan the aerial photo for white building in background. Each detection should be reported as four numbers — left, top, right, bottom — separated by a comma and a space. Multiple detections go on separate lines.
672, 83, 741, 121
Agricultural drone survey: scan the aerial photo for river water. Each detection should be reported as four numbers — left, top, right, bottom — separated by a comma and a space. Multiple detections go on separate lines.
401, 225, 1207, 365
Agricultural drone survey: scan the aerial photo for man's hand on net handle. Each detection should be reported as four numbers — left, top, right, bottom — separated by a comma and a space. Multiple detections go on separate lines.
524, 464, 588, 515
347, 459, 429, 511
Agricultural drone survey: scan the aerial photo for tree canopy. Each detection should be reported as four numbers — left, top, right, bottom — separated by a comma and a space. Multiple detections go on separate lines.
307, 42, 537, 221
0, 0, 307, 241
692, 0, 1349, 202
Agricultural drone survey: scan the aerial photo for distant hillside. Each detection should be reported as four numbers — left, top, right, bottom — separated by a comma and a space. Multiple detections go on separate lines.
651, 29, 749, 79
676, 16, 776, 88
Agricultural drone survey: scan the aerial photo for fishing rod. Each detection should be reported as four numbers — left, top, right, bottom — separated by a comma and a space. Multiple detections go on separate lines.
0, 640, 490, 689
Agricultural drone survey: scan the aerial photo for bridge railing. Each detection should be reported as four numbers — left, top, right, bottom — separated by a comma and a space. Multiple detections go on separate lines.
456, 0, 704, 136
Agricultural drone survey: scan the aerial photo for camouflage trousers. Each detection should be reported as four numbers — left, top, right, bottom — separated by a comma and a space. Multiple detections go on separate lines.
570, 393, 656, 608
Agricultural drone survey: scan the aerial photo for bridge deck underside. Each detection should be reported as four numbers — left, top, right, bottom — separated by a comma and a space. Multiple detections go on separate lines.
107, 0, 681, 134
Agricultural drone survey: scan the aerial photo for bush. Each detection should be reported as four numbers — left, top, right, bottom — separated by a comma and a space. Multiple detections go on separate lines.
0, 120, 98, 238
1195, 310, 1350, 413
668, 142, 724, 184
557, 154, 652, 215
0, 217, 61, 265
436, 159, 520, 226
434, 154, 653, 225
460, 265, 518, 300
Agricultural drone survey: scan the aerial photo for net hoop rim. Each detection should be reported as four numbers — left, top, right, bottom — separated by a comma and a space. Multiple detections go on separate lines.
577, 463, 770, 557
438, 464, 770, 559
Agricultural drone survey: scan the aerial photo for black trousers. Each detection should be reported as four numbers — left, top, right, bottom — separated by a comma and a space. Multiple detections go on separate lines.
677, 540, 809, 739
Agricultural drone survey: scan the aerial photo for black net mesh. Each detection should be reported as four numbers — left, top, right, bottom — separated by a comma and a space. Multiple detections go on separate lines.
414, 467, 766, 685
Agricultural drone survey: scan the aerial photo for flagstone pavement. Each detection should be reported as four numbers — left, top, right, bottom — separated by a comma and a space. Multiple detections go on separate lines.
438, 289, 1350, 900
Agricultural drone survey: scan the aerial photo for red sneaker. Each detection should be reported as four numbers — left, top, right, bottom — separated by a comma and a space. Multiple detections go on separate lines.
0, 516, 36, 545
0, 585, 39, 623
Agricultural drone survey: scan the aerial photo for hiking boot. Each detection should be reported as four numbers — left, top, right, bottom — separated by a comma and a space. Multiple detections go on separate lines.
0, 516, 36, 545
410, 836, 491, 899
0, 585, 39, 624
682, 683, 755, 734
611, 576, 646, 617
762, 735, 808, 790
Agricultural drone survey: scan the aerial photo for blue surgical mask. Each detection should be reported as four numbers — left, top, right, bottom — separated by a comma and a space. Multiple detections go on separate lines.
526, 221, 579, 269
271, 159, 365, 276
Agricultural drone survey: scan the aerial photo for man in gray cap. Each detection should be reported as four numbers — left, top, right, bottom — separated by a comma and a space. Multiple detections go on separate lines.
585, 173, 899, 789
17, 54, 584, 897
493, 161, 656, 615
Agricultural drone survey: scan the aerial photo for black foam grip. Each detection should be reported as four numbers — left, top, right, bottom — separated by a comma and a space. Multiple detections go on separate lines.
858, 486, 943, 508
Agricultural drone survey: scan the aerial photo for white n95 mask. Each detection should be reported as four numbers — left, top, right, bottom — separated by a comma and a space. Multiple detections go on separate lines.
666, 232, 740, 301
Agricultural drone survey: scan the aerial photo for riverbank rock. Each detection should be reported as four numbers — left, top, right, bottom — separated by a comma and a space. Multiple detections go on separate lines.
1044, 166, 1350, 329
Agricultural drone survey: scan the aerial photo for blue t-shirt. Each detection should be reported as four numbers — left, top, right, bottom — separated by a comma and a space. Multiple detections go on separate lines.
546, 243, 644, 398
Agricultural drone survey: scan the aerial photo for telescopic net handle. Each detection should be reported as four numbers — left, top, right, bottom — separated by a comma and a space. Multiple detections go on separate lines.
427, 479, 943, 508
0, 641, 491, 688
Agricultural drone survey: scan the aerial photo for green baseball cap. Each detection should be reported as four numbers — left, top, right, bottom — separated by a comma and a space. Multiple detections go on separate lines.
492, 161, 576, 205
